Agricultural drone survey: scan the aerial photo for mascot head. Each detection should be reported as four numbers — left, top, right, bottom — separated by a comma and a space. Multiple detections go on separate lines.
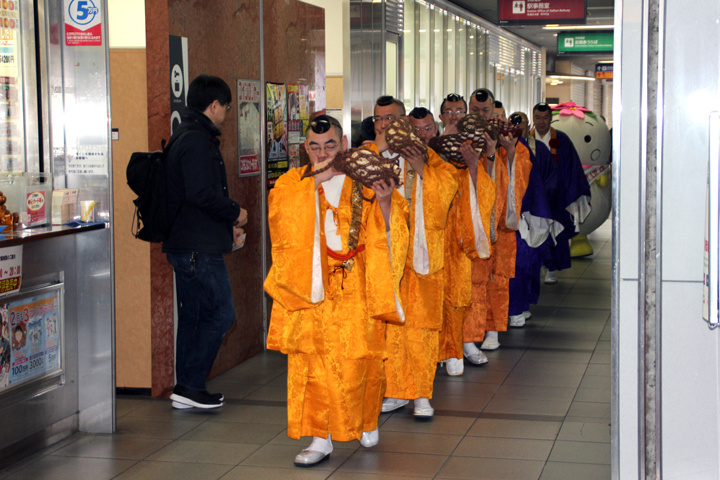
551, 102, 611, 166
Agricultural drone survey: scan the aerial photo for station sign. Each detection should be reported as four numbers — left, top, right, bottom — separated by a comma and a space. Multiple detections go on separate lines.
498, 0, 586, 25
595, 64, 613, 79
558, 31, 614, 53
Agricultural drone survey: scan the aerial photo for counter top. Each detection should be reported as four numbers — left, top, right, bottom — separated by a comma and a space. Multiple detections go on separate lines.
0, 222, 108, 246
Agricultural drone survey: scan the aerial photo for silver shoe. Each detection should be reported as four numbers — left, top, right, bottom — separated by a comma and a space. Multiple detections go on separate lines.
294, 449, 330, 467
381, 398, 409, 413
360, 429, 379, 448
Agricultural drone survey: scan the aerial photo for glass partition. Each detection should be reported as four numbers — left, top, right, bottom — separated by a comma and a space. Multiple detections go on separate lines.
417, 3, 430, 107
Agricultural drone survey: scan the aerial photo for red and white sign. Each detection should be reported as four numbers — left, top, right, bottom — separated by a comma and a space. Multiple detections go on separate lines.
64, 0, 102, 47
25, 191, 45, 225
498, 0, 586, 25
239, 155, 260, 176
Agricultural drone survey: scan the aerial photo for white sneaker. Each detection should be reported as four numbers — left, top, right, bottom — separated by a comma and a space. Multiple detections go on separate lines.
523, 310, 532, 319
509, 314, 526, 328
414, 398, 434, 418
481, 331, 500, 350
360, 429, 379, 448
463, 342, 488, 365
545, 270, 558, 284
381, 397, 409, 413
445, 357, 464, 375
171, 401, 194, 410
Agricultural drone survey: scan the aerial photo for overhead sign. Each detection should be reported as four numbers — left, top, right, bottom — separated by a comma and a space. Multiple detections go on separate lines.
64, 0, 102, 47
558, 32, 614, 53
595, 64, 613, 79
498, 0, 586, 25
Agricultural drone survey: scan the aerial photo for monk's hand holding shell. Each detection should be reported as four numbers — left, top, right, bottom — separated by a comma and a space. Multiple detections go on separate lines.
401, 146, 425, 178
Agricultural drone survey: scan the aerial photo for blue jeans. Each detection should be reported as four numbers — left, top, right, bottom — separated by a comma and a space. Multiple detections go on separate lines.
167, 252, 235, 392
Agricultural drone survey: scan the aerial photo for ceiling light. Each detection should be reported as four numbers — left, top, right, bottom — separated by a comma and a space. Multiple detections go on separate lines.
447, 29, 452, 32
546, 24, 559, 27
434, 29, 440, 32
419, 30, 426, 33
547, 74, 596, 81
543, 24, 614, 30
469, 35, 474, 39
597, 60, 614, 64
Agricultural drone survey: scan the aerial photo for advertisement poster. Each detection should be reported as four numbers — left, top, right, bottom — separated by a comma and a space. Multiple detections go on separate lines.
64, 0, 102, 47
1, 289, 62, 391
266, 82, 288, 187
67, 145, 107, 175
299, 85, 310, 136
498, 0, 586, 25
0, 245, 21, 297
169, 36, 189, 135
287, 85, 302, 168
237, 79, 261, 177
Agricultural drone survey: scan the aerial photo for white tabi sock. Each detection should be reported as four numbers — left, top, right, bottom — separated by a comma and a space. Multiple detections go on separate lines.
306, 435, 333, 455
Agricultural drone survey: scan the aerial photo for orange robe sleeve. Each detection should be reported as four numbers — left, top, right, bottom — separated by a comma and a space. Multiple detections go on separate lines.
460, 167, 496, 262
365, 188, 409, 324
264, 167, 327, 311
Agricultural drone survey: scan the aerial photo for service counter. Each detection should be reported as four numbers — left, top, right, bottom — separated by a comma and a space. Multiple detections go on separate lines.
0, 223, 114, 469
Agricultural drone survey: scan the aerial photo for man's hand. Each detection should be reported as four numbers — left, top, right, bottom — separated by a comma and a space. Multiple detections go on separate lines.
312, 157, 341, 187
460, 142, 480, 171
372, 179, 396, 231
400, 146, 425, 178
498, 132, 518, 157
483, 131, 498, 157
235, 208, 248, 227
233, 226, 245, 248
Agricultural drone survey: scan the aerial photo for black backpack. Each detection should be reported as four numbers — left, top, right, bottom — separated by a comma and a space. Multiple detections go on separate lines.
127, 124, 200, 242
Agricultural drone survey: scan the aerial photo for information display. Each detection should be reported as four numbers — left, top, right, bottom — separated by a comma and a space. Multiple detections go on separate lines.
0, 288, 63, 393
558, 32, 614, 53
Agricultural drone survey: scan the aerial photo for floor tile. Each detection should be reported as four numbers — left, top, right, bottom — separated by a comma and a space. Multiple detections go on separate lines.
2, 456, 136, 480
439, 367, 511, 384
432, 381, 501, 397
539, 462, 611, 480
503, 370, 584, 388
114, 460, 233, 479
429, 394, 492, 412
519, 350, 593, 364
222, 465, 332, 479
207, 404, 288, 425
556, 421, 611, 443
548, 440, 611, 464
241, 444, 354, 471
268, 432, 360, 450
123, 400, 222, 421
379, 415, 475, 436
466, 418, 561, 440
579, 375, 611, 390
327, 473, 424, 480
368, 431, 462, 455
493, 384, 577, 401
567, 402, 611, 419
452, 436, 554, 461
436, 457, 545, 479
574, 388, 611, 404
147, 439, 259, 465
116, 398, 153, 418
180, 420, 286, 444
115, 416, 205, 439
483, 397, 572, 417
202, 382, 261, 400
242, 385, 288, 402
338, 451, 447, 478
49, 435, 171, 460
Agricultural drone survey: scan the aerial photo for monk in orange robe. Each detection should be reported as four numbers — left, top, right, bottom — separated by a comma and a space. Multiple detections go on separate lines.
367, 101, 458, 418
264, 116, 409, 467
462, 89, 533, 359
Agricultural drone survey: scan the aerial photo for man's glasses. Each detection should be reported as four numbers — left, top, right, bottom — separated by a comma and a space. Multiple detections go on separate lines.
445, 93, 464, 102
224, 104, 232, 111
373, 114, 397, 123
472, 89, 493, 103
413, 124, 436, 134
533, 102, 551, 112
308, 141, 339, 154
442, 109, 466, 116
376, 95, 395, 106
409, 107, 431, 119
309, 115, 341, 134
508, 113, 523, 126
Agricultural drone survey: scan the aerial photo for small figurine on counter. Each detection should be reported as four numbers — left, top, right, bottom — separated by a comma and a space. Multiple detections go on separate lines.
0, 191, 18, 231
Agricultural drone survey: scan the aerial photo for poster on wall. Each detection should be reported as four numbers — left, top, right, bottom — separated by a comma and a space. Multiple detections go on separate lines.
169, 36, 189, 135
1, 288, 62, 393
287, 85, 301, 169
64, 0, 102, 46
266, 82, 288, 188
237, 79, 261, 178
299, 85, 310, 137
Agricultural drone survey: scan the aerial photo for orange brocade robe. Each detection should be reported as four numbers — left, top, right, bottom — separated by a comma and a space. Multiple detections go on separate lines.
264, 167, 409, 441
367, 146, 457, 400
464, 142, 533, 341
438, 168, 495, 361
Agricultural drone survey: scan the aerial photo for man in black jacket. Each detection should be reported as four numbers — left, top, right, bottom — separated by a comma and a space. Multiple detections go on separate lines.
163, 75, 248, 409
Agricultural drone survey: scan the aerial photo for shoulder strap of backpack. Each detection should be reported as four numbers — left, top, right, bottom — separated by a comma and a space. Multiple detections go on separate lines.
160, 124, 205, 154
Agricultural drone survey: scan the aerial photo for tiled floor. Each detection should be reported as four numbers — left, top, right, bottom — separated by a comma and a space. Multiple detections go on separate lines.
0, 222, 612, 480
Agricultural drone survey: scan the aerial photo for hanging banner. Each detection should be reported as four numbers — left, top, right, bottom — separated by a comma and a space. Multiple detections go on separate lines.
64, 0, 102, 47
266, 82, 288, 188
498, 0, 586, 25
237, 79, 261, 178
169, 35, 189, 135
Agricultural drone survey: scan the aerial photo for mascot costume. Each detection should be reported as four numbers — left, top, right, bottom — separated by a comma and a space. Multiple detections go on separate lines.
551, 102, 612, 256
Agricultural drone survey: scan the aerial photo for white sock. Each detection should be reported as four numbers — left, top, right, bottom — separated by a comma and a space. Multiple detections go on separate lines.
415, 398, 431, 408
463, 342, 481, 355
485, 331, 498, 341
307, 435, 333, 454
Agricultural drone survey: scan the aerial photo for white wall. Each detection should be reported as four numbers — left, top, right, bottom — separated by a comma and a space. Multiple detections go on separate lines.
108, 0, 147, 49
300, 0, 343, 76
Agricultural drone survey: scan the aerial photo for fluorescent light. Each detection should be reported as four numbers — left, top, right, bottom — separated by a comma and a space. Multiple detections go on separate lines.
546, 24, 559, 27
469, 35, 474, 39
543, 24, 613, 30
597, 60, 613, 64
547, 74, 596, 81
434, 29, 440, 32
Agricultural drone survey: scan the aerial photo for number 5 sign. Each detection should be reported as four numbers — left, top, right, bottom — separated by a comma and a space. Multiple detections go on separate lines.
64, 0, 102, 47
